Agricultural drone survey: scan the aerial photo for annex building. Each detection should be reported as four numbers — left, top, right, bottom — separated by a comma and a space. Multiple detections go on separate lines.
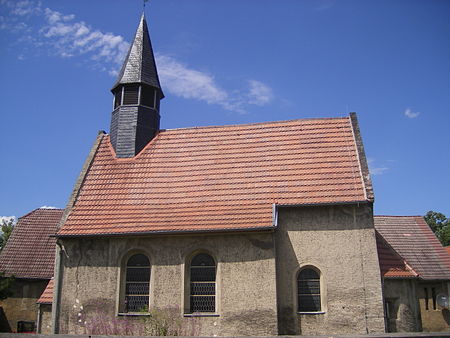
0, 13, 449, 336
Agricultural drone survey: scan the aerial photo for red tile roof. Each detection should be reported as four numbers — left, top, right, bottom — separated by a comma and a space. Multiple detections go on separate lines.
0, 208, 63, 279
37, 278, 54, 304
374, 216, 450, 280
445, 247, 450, 256
375, 231, 417, 278
58, 116, 371, 236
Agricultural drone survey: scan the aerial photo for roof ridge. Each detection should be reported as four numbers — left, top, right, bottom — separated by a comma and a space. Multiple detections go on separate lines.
17, 207, 64, 220
37, 208, 64, 211
160, 116, 350, 133
374, 215, 424, 218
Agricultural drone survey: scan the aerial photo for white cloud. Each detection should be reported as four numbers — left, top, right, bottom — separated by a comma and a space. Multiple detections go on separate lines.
11, 0, 40, 16
40, 205, 58, 209
38, 8, 130, 68
367, 158, 389, 176
247, 80, 274, 106
44, 8, 74, 25
0, 216, 16, 224
1, 0, 275, 114
157, 55, 228, 105
156, 55, 274, 113
404, 108, 420, 119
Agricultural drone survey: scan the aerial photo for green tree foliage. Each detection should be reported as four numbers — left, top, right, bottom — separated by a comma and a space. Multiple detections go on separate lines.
0, 218, 14, 251
0, 272, 14, 301
0, 218, 15, 300
424, 211, 450, 246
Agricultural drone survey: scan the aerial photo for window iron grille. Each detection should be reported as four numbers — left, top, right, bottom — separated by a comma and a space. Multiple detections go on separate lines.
190, 253, 216, 313
298, 268, 321, 312
125, 254, 150, 312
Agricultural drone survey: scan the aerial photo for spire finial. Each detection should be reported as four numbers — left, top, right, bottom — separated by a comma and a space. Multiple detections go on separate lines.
143, 0, 149, 11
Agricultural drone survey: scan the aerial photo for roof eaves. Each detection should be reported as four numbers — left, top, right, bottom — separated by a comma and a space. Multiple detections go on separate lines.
56, 225, 276, 239
384, 275, 418, 279
277, 200, 371, 208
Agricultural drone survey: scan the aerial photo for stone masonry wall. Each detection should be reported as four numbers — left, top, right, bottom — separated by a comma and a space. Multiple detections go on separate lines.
275, 204, 385, 335
0, 279, 48, 332
417, 281, 450, 332
38, 304, 52, 334
56, 232, 278, 336
383, 279, 420, 332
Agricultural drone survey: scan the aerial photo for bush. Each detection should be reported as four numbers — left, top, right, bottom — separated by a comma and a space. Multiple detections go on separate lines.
84, 305, 201, 336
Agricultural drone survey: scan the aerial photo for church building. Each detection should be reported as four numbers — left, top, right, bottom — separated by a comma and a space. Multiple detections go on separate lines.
51, 13, 387, 336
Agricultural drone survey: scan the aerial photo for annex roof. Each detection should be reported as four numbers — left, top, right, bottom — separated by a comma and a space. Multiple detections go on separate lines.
58, 114, 372, 237
374, 216, 450, 280
375, 231, 417, 278
37, 278, 54, 304
0, 208, 63, 279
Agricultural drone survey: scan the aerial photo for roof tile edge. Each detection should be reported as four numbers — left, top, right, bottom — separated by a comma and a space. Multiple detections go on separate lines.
57, 131, 106, 234
349, 112, 374, 202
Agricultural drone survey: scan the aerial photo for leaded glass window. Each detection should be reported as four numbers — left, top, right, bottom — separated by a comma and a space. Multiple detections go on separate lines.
190, 253, 216, 313
298, 268, 321, 312
125, 254, 150, 312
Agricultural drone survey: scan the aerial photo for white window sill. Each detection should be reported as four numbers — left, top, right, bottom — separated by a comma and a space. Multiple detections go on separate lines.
184, 313, 219, 317
118, 312, 150, 317
297, 311, 326, 315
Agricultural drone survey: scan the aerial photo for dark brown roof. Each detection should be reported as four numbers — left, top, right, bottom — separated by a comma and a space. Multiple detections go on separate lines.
0, 208, 63, 279
37, 278, 54, 304
58, 115, 372, 237
374, 216, 450, 280
375, 231, 417, 278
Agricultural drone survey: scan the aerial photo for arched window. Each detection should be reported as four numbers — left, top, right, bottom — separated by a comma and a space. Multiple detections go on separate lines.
124, 253, 150, 312
190, 253, 216, 313
297, 267, 321, 312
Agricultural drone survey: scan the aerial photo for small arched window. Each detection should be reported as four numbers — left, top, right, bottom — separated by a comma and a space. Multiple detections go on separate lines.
124, 253, 150, 312
190, 253, 216, 313
297, 267, 321, 312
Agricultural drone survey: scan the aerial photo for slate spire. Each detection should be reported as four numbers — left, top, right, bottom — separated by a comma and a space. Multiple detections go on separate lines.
110, 13, 164, 158
112, 13, 164, 96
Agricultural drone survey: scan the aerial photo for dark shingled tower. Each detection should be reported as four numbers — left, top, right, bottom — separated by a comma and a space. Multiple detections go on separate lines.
110, 13, 164, 158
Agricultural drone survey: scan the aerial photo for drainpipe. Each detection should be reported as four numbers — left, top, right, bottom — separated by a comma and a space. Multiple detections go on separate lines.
51, 241, 64, 333
36, 303, 41, 333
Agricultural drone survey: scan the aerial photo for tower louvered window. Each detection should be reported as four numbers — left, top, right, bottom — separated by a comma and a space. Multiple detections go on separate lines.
114, 88, 122, 109
123, 85, 139, 105
298, 268, 321, 312
190, 253, 216, 313
125, 254, 150, 312
141, 85, 156, 108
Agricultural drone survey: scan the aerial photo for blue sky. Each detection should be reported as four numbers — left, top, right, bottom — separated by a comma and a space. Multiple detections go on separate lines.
1, 0, 449, 220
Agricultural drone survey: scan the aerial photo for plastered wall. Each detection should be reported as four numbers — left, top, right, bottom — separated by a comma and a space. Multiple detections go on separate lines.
275, 204, 385, 335
56, 232, 278, 336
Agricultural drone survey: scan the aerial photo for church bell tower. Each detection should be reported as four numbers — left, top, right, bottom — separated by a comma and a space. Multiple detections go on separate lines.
110, 13, 164, 158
